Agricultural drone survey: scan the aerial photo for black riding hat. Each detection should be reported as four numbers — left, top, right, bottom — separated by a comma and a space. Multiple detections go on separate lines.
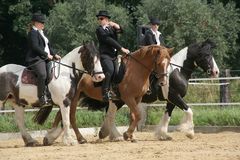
149, 17, 160, 25
31, 12, 46, 23
96, 10, 111, 19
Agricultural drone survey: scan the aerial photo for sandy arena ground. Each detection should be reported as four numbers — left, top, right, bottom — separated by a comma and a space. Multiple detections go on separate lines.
0, 131, 239, 160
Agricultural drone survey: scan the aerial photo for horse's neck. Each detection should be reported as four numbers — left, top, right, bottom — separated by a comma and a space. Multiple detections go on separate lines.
127, 52, 153, 83
60, 46, 83, 73
169, 47, 194, 80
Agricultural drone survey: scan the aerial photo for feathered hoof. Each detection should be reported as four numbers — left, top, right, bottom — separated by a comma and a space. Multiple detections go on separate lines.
123, 132, 129, 141
109, 136, 124, 142
96, 139, 103, 143
25, 140, 40, 147
99, 130, 109, 139
43, 137, 52, 146
63, 137, 77, 146
78, 138, 87, 144
186, 131, 194, 139
159, 135, 172, 141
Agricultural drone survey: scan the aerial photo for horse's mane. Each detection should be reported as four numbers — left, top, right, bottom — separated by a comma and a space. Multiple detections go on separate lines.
187, 39, 215, 59
132, 45, 166, 59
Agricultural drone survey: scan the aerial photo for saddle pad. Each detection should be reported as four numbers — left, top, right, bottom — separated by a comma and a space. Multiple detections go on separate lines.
21, 69, 37, 85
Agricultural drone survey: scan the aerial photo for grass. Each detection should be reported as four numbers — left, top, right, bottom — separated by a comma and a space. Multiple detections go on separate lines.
1, 106, 240, 133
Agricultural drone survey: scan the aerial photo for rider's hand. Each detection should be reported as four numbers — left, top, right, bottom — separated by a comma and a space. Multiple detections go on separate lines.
48, 54, 53, 60
109, 21, 120, 29
121, 47, 130, 55
54, 54, 61, 60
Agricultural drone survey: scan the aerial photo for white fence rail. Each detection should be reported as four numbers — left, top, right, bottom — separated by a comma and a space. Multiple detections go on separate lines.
1, 76, 240, 114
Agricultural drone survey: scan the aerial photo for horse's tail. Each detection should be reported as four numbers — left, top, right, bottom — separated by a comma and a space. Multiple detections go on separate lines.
33, 105, 53, 125
80, 95, 108, 111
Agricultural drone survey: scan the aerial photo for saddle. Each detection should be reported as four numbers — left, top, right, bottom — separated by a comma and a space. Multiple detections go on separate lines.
21, 68, 53, 85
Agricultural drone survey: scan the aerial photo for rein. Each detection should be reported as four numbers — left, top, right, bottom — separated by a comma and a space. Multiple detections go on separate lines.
53, 60, 88, 74
126, 52, 168, 78
170, 62, 197, 73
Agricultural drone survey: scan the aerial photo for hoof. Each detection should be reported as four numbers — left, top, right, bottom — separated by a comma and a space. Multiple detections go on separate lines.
109, 136, 124, 142
131, 139, 137, 143
78, 138, 87, 144
25, 140, 40, 147
123, 132, 129, 141
99, 130, 109, 139
96, 139, 103, 143
43, 137, 52, 146
159, 135, 172, 141
186, 132, 194, 139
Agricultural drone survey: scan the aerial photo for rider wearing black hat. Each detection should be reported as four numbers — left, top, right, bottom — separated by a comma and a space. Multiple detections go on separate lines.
95, 10, 130, 102
26, 11, 61, 107
144, 17, 166, 46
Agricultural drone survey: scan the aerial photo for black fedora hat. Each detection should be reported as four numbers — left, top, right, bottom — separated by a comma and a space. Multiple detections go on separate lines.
96, 10, 111, 19
149, 17, 160, 25
31, 11, 46, 23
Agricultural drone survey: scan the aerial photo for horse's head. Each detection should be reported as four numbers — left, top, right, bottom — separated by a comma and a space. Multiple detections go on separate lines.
193, 39, 219, 78
149, 45, 173, 86
78, 41, 105, 82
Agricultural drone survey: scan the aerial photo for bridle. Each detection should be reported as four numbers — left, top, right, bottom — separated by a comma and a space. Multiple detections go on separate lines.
152, 52, 169, 79
126, 49, 169, 79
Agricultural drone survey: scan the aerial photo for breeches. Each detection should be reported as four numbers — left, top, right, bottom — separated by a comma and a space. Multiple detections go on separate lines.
100, 58, 115, 90
29, 60, 51, 97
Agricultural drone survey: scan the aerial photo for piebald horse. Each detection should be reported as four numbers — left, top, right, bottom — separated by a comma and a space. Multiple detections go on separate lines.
48, 45, 173, 143
83, 39, 219, 141
0, 41, 105, 146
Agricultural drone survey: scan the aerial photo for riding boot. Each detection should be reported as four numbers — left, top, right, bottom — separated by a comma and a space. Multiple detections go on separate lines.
37, 80, 50, 107
45, 86, 52, 103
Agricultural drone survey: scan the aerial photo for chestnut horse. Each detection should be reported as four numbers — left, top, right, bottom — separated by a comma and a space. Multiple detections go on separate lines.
77, 39, 219, 142
48, 45, 173, 143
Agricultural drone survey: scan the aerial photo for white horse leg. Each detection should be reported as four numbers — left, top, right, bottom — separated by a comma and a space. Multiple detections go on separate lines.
137, 103, 148, 131
43, 127, 63, 146
14, 106, 39, 146
99, 101, 119, 140
109, 122, 123, 141
108, 103, 123, 141
177, 107, 194, 139
60, 105, 77, 145
155, 112, 172, 140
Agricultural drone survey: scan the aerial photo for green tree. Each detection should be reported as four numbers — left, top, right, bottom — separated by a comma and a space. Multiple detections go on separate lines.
136, 0, 240, 70
46, 0, 135, 55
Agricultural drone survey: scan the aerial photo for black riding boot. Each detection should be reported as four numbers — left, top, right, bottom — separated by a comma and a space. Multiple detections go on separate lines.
37, 79, 51, 107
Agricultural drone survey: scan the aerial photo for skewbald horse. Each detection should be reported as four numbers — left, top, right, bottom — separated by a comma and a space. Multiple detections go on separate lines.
0, 41, 105, 146
47, 45, 173, 143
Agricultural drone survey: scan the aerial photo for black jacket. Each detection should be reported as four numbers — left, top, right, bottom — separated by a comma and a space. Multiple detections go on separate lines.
96, 25, 123, 59
144, 30, 166, 46
26, 29, 55, 64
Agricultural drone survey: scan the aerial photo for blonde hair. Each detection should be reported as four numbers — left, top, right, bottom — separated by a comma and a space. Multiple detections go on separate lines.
27, 21, 35, 32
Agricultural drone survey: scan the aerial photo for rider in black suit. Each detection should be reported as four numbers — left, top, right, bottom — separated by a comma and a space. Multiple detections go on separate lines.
143, 17, 167, 94
144, 17, 166, 46
26, 12, 61, 107
95, 10, 130, 102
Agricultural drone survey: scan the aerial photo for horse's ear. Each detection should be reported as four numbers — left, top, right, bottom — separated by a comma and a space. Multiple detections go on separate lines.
167, 47, 174, 57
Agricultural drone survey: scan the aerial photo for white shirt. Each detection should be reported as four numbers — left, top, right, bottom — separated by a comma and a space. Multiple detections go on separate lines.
151, 29, 161, 45
32, 26, 51, 55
